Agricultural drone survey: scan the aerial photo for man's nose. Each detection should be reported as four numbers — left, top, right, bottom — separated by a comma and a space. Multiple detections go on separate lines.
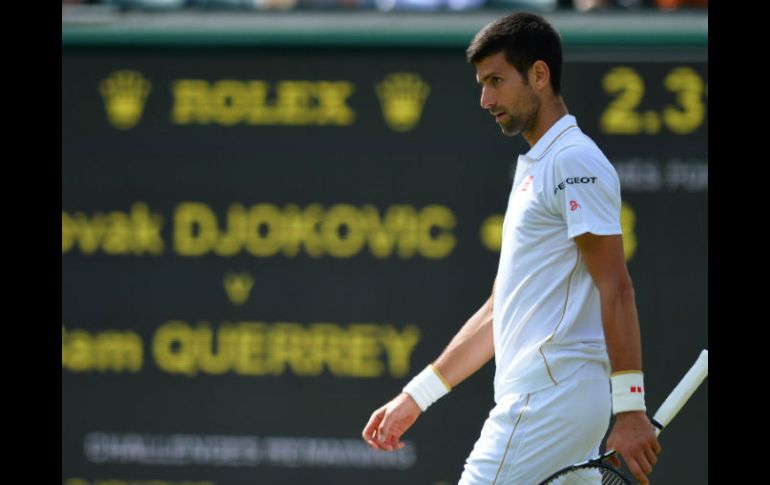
480, 87, 494, 110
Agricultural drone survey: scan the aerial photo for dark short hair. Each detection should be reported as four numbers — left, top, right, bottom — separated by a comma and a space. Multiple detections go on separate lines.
466, 13, 563, 95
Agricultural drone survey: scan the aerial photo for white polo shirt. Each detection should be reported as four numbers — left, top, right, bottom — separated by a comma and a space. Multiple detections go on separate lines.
492, 114, 621, 402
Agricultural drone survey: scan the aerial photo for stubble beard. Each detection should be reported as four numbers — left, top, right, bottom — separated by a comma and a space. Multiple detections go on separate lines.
499, 93, 540, 138
499, 114, 524, 137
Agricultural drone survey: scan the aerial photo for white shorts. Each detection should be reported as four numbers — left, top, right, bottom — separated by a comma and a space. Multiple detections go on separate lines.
458, 363, 611, 484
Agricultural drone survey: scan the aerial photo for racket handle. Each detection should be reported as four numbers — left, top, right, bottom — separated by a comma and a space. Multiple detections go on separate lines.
651, 349, 708, 437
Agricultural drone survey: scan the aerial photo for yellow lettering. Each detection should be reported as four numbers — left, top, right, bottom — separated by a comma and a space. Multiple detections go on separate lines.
363, 205, 396, 258
315, 81, 355, 125
309, 323, 348, 376
212, 80, 250, 126
173, 202, 219, 256
93, 331, 143, 372
323, 204, 366, 258
280, 204, 302, 257
171, 80, 213, 124
68, 213, 108, 255
300, 204, 325, 258
379, 325, 420, 377
195, 323, 236, 375
246, 81, 274, 124
62, 326, 143, 373
663, 67, 706, 135
153, 321, 197, 376
277, 203, 326, 258
214, 203, 246, 257
245, 204, 282, 257
347, 324, 383, 377
275, 81, 314, 125
363, 204, 419, 259
234, 322, 268, 375
418, 205, 456, 259
129, 202, 164, 255
394, 206, 419, 258
102, 211, 131, 255
600, 67, 646, 135
61, 203, 163, 256
68, 202, 456, 259
149, 321, 421, 379
63, 328, 94, 372
268, 323, 319, 376
171, 79, 355, 126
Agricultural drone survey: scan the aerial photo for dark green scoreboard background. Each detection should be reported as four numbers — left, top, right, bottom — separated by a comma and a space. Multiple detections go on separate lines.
62, 43, 707, 485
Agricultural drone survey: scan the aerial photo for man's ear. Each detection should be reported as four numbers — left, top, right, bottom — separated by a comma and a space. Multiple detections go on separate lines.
529, 60, 551, 92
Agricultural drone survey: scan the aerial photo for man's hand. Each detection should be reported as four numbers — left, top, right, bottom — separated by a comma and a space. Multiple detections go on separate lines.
606, 411, 662, 485
362, 393, 421, 451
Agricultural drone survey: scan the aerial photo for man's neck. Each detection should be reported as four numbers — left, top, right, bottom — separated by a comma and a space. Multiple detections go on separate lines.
522, 97, 569, 148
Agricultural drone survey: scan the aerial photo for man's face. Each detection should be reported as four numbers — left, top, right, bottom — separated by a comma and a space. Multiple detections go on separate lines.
475, 51, 540, 137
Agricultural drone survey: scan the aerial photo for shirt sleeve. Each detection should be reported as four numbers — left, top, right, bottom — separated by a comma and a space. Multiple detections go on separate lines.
551, 144, 622, 239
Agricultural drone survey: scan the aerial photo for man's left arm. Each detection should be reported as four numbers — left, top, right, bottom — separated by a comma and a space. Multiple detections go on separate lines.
574, 232, 662, 485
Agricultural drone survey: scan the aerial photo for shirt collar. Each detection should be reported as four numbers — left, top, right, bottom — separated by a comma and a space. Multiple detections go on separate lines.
524, 114, 578, 161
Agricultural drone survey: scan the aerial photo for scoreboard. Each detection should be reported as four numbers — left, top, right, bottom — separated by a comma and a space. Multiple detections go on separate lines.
62, 23, 707, 485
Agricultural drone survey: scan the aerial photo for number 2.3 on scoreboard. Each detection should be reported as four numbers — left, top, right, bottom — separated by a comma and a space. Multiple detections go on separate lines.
600, 66, 707, 136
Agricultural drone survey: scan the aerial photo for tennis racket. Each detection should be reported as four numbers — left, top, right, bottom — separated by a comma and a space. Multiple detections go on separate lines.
537, 349, 708, 485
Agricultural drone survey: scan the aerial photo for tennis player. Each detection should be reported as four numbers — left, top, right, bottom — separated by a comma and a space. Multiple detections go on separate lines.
362, 12, 662, 485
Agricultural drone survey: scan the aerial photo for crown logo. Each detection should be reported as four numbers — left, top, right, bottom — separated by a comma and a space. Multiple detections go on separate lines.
375, 73, 430, 132
223, 272, 254, 306
99, 70, 151, 130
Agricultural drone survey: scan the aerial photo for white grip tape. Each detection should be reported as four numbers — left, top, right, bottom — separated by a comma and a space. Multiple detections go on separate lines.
403, 365, 451, 412
611, 371, 647, 414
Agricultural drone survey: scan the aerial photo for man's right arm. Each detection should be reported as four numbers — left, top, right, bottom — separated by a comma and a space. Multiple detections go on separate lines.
433, 287, 496, 388
362, 281, 496, 452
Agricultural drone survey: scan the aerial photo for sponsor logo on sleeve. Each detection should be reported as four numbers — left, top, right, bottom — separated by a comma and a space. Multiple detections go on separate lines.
519, 175, 534, 192
553, 176, 598, 195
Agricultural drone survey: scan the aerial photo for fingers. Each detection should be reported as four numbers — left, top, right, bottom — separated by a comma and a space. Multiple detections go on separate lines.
377, 411, 400, 451
606, 413, 662, 484
380, 432, 404, 452
651, 438, 662, 456
610, 447, 658, 485
643, 445, 658, 467
624, 455, 652, 485
363, 394, 420, 452
362, 406, 405, 451
362, 408, 385, 450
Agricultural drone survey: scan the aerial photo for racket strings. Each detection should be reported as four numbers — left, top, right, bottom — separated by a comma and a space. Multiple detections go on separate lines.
600, 470, 632, 485
543, 464, 631, 485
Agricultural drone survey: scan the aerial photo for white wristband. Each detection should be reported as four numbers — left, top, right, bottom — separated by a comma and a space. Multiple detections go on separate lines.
611, 371, 647, 414
403, 364, 451, 412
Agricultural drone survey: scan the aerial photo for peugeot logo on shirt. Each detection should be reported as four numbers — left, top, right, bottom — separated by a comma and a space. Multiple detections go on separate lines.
553, 176, 598, 195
